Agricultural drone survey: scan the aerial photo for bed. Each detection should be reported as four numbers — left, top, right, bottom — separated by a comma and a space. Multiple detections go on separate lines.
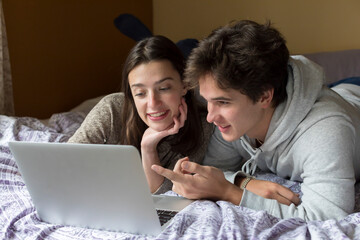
1, 49, 360, 239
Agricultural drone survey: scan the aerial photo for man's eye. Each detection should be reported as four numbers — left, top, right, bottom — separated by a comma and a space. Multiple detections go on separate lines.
218, 101, 229, 105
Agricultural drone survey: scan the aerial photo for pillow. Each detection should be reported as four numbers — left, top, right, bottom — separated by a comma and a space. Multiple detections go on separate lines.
303, 49, 360, 85
328, 76, 360, 88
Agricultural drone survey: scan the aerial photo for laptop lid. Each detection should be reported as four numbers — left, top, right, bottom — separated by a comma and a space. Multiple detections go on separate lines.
9, 141, 191, 236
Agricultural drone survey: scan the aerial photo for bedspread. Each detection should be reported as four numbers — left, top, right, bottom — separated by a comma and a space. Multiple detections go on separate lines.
1, 112, 360, 240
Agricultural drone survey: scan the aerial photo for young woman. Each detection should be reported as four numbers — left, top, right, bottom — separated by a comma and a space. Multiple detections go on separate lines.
68, 35, 214, 194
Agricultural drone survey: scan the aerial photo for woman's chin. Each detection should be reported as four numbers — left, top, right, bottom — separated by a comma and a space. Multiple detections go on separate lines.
149, 122, 174, 132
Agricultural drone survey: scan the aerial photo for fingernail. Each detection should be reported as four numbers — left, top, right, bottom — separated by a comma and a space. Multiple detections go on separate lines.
151, 165, 158, 171
183, 162, 189, 169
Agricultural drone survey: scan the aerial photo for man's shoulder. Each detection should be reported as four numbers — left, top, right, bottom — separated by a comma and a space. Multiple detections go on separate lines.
309, 87, 359, 121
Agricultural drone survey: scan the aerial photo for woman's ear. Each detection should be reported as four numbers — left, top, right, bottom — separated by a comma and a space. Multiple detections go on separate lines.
182, 85, 188, 96
259, 88, 274, 108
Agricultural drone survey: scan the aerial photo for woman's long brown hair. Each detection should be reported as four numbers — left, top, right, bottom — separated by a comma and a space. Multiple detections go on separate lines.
120, 35, 203, 155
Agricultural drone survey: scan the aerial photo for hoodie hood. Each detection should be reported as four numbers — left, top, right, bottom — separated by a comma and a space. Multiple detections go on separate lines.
264, 56, 325, 151
240, 56, 325, 174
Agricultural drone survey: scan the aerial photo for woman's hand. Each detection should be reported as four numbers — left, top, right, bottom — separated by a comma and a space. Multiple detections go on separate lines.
239, 178, 301, 206
141, 98, 187, 193
141, 98, 187, 151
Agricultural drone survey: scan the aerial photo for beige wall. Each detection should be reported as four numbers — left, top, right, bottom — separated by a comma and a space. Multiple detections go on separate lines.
4, 1, 359, 118
3, 0, 152, 118
153, 0, 360, 54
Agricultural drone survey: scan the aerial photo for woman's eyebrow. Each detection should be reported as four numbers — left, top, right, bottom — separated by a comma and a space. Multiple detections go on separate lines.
130, 77, 174, 88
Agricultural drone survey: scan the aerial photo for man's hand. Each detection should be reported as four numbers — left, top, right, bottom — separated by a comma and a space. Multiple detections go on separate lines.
151, 158, 243, 205
152, 157, 301, 206
239, 178, 301, 206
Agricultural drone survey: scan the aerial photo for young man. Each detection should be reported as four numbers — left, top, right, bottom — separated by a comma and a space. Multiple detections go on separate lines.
152, 20, 360, 221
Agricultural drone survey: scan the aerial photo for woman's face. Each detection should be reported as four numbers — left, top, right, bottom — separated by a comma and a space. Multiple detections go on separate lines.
128, 60, 187, 132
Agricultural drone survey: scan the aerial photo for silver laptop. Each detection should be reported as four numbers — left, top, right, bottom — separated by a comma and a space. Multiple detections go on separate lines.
8, 141, 193, 236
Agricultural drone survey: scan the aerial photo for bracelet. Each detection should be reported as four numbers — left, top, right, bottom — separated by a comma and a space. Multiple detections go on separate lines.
240, 176, 254, 190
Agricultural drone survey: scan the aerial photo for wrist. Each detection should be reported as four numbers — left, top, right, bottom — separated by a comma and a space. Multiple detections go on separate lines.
140, 137, 160, 152
240, 176, 255, 190
140, 144, 157, 155
235, 176, 255, 189
223, 181, 243, 205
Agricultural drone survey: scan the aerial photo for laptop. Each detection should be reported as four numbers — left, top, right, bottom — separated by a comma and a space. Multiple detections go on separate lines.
8, 141, 194, 236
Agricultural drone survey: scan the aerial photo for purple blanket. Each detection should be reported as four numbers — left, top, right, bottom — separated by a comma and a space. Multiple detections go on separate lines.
1, 112, 360, 239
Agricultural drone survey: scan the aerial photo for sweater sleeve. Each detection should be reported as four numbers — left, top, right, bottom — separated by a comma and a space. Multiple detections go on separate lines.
241, 116, 356, 221
203, 128, 246, 172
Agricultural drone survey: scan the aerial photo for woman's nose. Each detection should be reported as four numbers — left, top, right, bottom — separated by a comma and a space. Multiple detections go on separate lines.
148, 92, 161, 108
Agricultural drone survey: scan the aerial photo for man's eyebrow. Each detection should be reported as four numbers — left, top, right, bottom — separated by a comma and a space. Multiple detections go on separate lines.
130, 77, 174, 88
210, 96, 232, 101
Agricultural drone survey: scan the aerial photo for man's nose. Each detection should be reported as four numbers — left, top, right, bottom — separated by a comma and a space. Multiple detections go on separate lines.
206, 103, 216, 123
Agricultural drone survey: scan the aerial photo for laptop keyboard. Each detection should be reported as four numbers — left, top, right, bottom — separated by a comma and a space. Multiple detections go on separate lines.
156, 209, 178, 226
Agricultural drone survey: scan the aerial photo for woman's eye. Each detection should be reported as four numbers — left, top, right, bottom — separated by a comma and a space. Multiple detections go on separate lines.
134, 92, 145, 97
159, 87, 171, 91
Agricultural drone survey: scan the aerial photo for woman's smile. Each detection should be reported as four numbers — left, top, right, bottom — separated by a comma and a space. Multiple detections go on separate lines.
147, 110, 170, 121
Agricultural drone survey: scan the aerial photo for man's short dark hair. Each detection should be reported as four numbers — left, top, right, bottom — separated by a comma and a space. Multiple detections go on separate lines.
185, 20, 289, 107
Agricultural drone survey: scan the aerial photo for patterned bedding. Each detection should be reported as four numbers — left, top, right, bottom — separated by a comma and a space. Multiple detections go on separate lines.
1, 112, 360, 239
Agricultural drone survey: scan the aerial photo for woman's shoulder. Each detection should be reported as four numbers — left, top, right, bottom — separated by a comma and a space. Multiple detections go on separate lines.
68, 93, 125, 144
99, 92, 125, 105
81, 92, 125, 125
94, 93, 124, 113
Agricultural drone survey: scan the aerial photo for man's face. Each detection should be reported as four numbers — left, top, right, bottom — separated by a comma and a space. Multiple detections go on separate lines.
199, 74, 270, 142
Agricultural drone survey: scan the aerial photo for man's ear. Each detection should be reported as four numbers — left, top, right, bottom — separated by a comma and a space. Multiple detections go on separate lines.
259, 88, 274, 108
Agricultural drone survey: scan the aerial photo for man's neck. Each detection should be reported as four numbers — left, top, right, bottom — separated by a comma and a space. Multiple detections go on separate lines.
254, 106, 276, 143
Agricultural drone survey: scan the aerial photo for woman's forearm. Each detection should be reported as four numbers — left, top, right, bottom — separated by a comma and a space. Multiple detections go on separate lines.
141, 146, 165, 193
